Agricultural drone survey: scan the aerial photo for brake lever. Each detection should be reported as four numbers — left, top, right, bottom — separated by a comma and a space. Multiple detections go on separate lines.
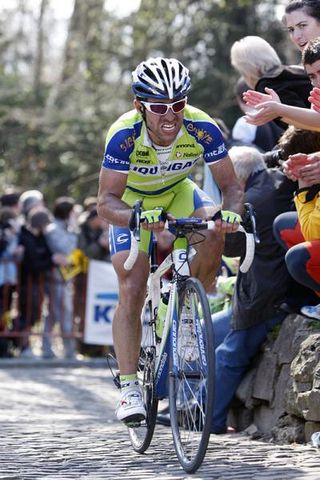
242, 202, 260, 244
129, 199, 143, 241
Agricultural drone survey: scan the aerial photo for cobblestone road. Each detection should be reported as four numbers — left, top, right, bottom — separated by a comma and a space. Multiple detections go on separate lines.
0, 363, 319, 479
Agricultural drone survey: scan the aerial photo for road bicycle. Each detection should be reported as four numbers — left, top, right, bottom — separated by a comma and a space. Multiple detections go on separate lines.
109, 201, 256, 473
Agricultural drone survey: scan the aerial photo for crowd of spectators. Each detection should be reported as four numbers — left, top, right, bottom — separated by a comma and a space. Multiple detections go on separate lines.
0, 190, 110, 359
209, 0, 320, 434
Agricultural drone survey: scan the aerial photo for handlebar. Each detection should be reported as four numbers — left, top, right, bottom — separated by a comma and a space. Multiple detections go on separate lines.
124, 201, 258, 273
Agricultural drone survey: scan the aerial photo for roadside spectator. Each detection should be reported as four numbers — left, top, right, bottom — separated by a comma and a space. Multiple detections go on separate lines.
78, 208, 110, 262
44, 196, 78, 359
0, 207, 23, 356
0, 190, 21, 216
271, 126, 320, 313
273, 126, 320, 319
283, 0, 320, 54
19, 190, 44, 219
288, 152, 320, 320
210, 145, 294, 434
243, 37, 320, 132
231, 77, 283, 151
230, 35, 312, 130
16, 207, 57, 357
241, 2, 320, 133
83, 196, 98, 212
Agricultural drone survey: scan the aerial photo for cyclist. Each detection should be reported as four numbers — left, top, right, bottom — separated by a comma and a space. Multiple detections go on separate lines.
97, 57, 244, 425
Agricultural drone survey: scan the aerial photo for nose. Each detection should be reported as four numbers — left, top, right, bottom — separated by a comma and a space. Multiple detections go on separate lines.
164, 107, 176, 120
292, 29, 303, 43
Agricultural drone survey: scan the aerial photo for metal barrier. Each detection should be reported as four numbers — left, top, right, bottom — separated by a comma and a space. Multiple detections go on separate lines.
0, 258, 87, 357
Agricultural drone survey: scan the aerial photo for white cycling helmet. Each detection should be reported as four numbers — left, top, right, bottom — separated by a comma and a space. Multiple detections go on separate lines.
132, 57, 191, 100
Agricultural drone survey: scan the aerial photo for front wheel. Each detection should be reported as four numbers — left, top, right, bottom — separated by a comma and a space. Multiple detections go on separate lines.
169, 277, 214, 473
128, 301, 158, 453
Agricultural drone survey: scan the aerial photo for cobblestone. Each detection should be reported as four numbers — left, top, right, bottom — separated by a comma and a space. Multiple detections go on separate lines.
0, 364, 319, 479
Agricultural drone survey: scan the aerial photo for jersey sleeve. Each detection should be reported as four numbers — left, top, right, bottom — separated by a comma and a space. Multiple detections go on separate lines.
101, 117, 138, 173
202, 121, 228, 165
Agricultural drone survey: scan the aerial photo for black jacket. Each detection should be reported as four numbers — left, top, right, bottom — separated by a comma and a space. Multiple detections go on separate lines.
256, 65, 312, 129
224, 168, 295, 330
19, 226, 53, 279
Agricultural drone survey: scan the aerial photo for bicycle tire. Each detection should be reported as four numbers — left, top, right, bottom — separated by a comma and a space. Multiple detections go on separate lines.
169, 277, 214, 473
128, 301, 158, 453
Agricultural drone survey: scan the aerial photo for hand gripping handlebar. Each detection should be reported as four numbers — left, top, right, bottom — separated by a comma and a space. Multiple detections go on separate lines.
124, 201, 258, 272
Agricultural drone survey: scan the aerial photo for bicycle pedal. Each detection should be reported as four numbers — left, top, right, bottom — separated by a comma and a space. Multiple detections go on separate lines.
123, 412, 145, 427
125, 419, 144, 428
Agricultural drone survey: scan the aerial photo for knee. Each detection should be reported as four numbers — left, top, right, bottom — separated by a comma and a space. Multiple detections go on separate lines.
216, 340, 250, 370
273, 212, 299, 248
273, 213, 285, 243
285, 246, 305, 278
119, 278, 146, 314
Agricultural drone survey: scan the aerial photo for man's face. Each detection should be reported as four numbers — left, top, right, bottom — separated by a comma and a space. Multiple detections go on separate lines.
305, 59, 320, 88
134, 97, 186, 146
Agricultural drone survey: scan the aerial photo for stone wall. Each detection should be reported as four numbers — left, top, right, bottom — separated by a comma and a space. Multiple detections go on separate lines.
228, 314, 320, 444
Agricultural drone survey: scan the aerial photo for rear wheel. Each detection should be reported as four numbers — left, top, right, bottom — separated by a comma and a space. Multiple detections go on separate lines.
128, 301, 158, 453
169, 277, 214, 473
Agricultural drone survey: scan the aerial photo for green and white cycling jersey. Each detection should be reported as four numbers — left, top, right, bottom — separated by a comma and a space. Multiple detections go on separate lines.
102, 104, 228, 196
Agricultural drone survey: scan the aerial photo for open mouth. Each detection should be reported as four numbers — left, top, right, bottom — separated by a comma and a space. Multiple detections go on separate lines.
162, 123, 176, 132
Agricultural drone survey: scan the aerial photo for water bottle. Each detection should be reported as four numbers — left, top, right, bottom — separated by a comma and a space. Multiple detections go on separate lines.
156, 293, 169, 339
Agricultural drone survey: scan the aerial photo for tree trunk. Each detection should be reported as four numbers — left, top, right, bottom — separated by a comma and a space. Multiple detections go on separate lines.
33, 0, 49, 103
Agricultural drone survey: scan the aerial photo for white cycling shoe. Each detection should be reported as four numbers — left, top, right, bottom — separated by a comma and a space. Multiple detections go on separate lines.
116, 387, 146, 425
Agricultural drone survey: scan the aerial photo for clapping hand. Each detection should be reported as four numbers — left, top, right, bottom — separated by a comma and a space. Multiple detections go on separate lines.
243, 88, 282, 125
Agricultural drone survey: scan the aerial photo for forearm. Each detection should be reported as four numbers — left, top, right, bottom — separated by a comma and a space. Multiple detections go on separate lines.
221, 184, 244, 215
277, 104, 320, 132
97, 192, 132, 227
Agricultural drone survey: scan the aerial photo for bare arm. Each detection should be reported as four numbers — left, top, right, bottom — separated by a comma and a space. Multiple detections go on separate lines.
243, 88, 320, 132
97, 168, 131, 227
253, 103, 320, 132
209, 155, 244, 214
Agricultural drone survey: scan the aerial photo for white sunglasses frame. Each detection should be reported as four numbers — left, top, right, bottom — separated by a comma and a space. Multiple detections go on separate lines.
140, 97, 188, 115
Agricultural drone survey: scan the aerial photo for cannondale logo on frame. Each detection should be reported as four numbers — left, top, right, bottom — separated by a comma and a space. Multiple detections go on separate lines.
116, 233, 129, 244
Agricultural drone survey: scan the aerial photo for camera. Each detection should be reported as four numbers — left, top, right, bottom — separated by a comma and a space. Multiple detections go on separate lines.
263, 148, 284, 168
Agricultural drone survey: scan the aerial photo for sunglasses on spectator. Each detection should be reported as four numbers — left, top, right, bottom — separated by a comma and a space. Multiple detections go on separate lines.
140, 98, 187, 115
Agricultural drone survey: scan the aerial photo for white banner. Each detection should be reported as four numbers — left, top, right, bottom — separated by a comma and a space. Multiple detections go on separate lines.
84, 260, 118, 345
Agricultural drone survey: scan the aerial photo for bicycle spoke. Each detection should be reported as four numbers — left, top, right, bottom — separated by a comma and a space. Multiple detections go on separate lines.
169, 278, 214, 473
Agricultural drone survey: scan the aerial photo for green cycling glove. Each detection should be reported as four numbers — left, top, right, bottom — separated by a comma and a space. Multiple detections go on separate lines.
213, 210, 242, 224
221, 210, 242, 224
140, 207, 165, 224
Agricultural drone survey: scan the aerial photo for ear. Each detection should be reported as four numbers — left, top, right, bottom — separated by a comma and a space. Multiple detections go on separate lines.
134, 98, 143, 113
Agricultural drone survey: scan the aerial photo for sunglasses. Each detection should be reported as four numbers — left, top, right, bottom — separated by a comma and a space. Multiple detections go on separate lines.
140, 98, 187, 115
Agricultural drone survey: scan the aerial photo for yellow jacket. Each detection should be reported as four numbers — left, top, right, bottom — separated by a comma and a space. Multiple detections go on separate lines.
294, 186, 320, 241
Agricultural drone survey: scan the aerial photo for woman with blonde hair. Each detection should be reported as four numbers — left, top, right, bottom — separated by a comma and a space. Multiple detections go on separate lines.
230, 35, 311, 127
231, 36, 283, 88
